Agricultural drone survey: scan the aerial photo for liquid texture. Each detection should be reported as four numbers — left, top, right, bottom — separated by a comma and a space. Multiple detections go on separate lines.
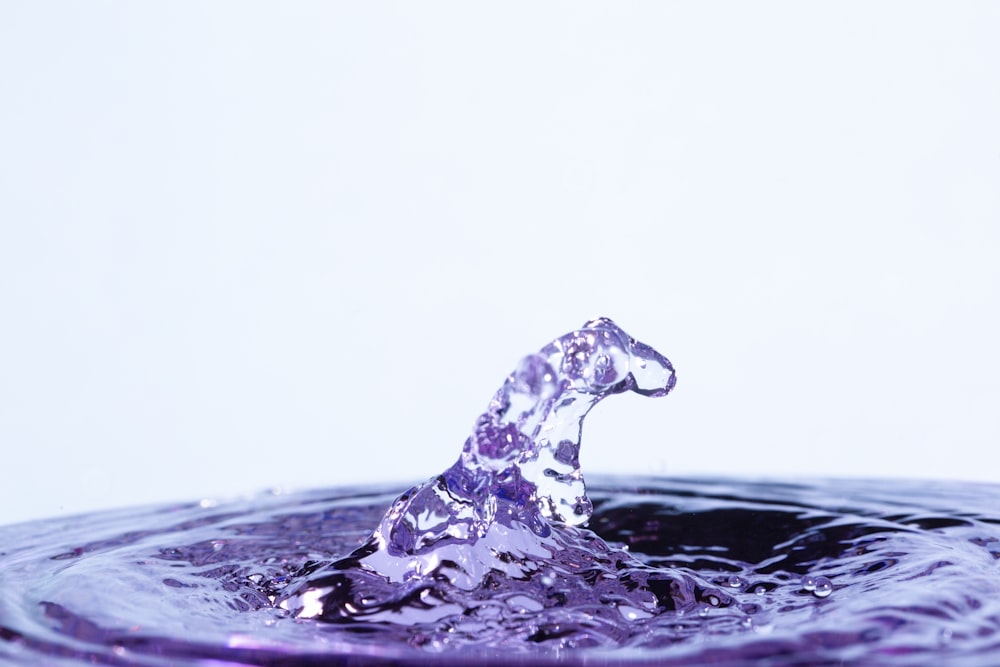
0, 320, 998, 665
277, 317, 678, 623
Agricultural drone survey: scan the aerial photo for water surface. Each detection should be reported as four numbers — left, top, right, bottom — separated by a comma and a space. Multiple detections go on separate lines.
3, 319, 997, 664
1, 477, 999, 665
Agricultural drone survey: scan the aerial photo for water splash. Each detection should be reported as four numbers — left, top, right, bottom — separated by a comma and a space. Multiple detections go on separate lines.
277, 317, 682, 623
4, 319, 1000, 664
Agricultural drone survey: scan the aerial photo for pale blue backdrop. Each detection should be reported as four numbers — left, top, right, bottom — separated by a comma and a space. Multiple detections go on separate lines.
1, 2, 998, 526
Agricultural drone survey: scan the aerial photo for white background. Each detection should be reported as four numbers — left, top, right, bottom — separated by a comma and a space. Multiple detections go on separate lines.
1, 3, 998, 527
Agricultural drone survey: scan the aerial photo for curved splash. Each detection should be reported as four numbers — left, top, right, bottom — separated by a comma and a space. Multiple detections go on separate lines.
277, 317, 683, 624
3, 309, 1000, 663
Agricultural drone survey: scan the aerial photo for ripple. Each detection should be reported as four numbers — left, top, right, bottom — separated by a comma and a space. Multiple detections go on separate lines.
0, 477, 999, 665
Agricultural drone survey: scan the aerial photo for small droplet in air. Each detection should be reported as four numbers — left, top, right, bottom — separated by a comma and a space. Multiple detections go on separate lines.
800, 575, 817, 591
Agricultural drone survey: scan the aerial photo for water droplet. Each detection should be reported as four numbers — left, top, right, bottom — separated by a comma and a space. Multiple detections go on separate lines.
800, 575, 816, 591
698, 604, 711, 617
754, 585, 766, 596
813, 576, 833, 598
727, 575, 743, 588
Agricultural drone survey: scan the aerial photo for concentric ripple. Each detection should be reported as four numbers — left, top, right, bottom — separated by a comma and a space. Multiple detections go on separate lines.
1, 478, 999, 665
2, 319, 998, 665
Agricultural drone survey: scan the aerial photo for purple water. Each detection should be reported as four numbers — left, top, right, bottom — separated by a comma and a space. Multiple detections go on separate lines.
2, 319, 999, 665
